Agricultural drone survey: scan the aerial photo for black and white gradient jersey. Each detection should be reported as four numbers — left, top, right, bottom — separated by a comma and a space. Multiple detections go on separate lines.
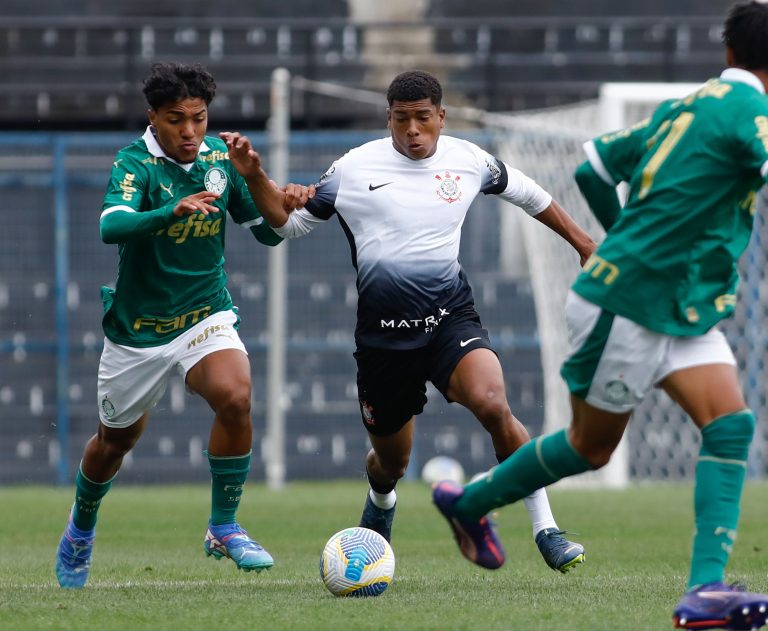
275, 135, 552, 349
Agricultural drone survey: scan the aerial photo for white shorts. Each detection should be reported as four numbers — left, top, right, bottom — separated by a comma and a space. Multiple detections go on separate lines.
560, 291, 736, 413
97, 310, 247, 428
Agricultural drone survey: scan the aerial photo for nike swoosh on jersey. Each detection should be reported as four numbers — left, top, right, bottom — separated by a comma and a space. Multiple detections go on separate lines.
459, 337, 482, 347
368, 182, 393, 191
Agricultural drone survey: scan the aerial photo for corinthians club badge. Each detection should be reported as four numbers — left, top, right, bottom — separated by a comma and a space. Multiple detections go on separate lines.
435, 171, 462, 203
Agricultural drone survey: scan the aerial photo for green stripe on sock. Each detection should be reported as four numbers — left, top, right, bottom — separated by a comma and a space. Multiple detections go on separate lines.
71, 466, 114, 531
208, 451, 251, 526
455, 429, 591, 520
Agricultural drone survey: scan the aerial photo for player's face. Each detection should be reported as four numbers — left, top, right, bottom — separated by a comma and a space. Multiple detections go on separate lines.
387, 99, 445, 160
148, 98, 208, 163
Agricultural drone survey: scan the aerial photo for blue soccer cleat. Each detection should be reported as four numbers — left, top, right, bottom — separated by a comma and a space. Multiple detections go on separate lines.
204, 522, 274, 572
55, 514, 95, 589
358, 493, 396, 543
535, 528, 586, 573
432, 480, 505, 570
673, 582, 768, 630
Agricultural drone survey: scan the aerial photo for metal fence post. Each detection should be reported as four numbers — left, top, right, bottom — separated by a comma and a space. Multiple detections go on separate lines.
53, 135, 71, 485
265, 68, 290, 489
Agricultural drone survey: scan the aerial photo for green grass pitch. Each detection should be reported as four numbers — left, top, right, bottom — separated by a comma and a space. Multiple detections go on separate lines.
2, 481, 768, 630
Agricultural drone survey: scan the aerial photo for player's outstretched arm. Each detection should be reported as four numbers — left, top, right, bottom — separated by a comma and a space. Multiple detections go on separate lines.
574, 161, 622, 231
100, 191, 220, 244
220, 131, 294, 228
533, 199, 597, 267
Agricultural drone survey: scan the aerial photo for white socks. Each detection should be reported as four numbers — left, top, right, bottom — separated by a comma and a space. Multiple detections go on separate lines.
523, 488, 558, 537
369, 488, 397, 510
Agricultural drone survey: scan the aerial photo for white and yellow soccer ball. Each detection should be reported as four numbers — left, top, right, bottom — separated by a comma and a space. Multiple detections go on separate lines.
420, 455, 465, 485
319, 527, 395, 597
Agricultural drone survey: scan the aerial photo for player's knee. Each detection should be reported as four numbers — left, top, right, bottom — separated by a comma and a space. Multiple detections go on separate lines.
701, 409, 755, 461
579, 446, 613, 469
470, 390, 511, 433
375, 453, 410, 480
98, 432, 137, 460
569, 432, 614, 469
213, 384, 252, 421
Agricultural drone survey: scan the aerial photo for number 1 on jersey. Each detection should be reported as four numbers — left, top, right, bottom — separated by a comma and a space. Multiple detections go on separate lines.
638, 112, 695, 200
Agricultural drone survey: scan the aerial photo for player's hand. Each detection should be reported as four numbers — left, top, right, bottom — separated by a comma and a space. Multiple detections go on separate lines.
172, 190, 221, 217
277, 182, 316, 211
220, 131, 263, 177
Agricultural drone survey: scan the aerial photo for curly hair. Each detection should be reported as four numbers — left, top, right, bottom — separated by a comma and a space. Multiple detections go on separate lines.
386, 70, 442, 106
723, 1, 768, 71
142, 62, 217, 110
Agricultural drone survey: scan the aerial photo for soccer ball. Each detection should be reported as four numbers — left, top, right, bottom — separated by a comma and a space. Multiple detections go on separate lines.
420, 455, 465, 485
319, 527, 395, 597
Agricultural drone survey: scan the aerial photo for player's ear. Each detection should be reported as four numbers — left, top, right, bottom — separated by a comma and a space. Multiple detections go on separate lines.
148, 108, 157, 126
439, 107, 446, 129
386, 107, 392, 130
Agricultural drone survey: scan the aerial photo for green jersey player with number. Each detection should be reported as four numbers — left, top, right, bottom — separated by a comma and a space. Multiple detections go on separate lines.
55, 62, 313, 588
432, 2, 768, 629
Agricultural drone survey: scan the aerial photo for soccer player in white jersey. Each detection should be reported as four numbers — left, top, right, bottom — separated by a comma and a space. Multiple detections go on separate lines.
431, 2, 768, 628
54, 62, 313, 588
220, 70, 596, 572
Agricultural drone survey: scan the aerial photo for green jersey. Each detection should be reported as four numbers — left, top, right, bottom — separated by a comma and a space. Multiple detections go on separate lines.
100, 127, 280, 347
574, 68, 768, 335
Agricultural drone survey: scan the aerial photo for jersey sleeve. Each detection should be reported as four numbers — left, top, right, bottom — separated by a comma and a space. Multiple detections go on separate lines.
303, 157, 342, 220
226, 168, 282, 246
585, 121, 651, 186
586, 100, 677, 185
102, 151, 148, 214
99, 152, 176, 243
475, 146, 551, 215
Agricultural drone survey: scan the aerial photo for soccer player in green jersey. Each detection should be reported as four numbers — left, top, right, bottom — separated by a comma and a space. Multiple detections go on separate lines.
432, 2, 768, 628
55, 62, 312, 588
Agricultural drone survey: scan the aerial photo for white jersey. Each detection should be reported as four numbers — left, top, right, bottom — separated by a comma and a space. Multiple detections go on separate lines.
277, 135, 551, 349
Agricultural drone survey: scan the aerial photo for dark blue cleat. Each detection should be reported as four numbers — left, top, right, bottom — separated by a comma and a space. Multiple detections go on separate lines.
673, 582, 768, 630
358, 494, 396, 543
55, 513, 95, 589
432, 480, 505, 570
535, 528, 585, 573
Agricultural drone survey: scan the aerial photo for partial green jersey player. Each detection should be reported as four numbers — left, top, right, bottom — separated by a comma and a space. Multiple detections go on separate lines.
55, 62, 313, 590
431, 3, 768, 629
101, 130, 280, 347
573, 71, 768, 336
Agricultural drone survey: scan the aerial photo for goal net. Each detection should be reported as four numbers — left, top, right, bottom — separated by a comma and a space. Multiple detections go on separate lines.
486, 83, 701, 487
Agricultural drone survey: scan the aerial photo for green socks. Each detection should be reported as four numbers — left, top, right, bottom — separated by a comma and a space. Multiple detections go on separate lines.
688, 410, 754, 589
208, 451, 251, 526
71, 466, 114, 531
455, 429, 592, 520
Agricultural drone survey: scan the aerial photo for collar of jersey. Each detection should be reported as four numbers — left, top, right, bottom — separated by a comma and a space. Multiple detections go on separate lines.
142, 126, 210, 172
720, 68, 765, 94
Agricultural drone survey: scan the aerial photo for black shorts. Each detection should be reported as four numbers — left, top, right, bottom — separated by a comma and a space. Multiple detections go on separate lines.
354, 307, 495, 437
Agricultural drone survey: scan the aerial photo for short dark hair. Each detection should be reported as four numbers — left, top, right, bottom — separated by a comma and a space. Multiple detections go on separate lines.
142, 62, 217, 110
723, 1, 768, 71
386, 70, 442, 106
